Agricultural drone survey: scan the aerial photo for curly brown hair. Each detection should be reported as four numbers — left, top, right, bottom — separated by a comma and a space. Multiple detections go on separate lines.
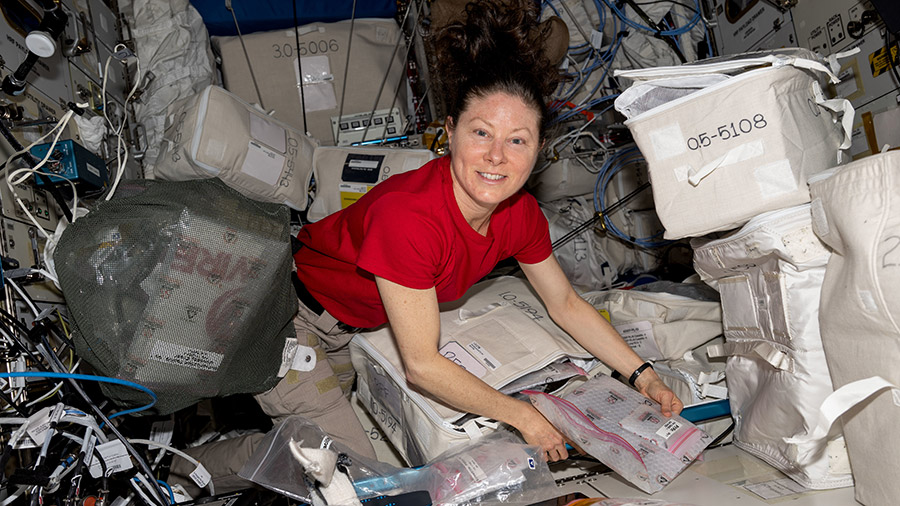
431, 0, 562, 141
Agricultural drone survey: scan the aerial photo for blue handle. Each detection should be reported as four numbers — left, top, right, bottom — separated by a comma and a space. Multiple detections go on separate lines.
680, 399, 731, 423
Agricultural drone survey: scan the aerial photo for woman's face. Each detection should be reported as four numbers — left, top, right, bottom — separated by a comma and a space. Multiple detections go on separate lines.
446, 91, 542, 218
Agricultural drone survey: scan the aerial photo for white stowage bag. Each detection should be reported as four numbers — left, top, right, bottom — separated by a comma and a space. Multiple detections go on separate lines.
581, 281, 723, 362
154, 85, 317, 210
799, 152, 900, 506
691, 203, 853, 490
614, 49, 853, 239
212, 19, 409, 145
350, 276, 596, 466
306, 146, 434, 222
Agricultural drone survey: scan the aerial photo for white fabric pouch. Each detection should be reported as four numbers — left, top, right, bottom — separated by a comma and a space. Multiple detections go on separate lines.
581, 281, 723, 362
306, 146, 434, 222
614, 49, 853, 239
691, 203, 853, 490
799, 152, 900, 506
154, 85, 317, 210
212, 19, 408, 145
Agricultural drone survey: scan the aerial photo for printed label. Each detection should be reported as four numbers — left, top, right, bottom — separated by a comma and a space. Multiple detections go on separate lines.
614, 321, 662, 361
87, 163, 101, 178
656, 418, 683, 440
190, 463, 211, 488
89, 440, 134, 478
339, 182, 369, 209
24, 407, 53, 447
869, 42, 899, 78
466, 341, 501, 371
342, 154, 385, 184
439, 341, 488, 378
458, 454, 487, 483
149, 340, 224, 372
278, 337, 299, 377
150, 419, 175, 446
241, 140, 285, 186
742, 478, 807, 499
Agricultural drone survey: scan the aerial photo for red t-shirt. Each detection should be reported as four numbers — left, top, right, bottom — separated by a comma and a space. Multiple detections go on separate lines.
294, 155, 552, 328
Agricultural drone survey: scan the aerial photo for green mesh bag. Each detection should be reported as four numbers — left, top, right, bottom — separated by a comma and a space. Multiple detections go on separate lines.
54, 178, 297, 415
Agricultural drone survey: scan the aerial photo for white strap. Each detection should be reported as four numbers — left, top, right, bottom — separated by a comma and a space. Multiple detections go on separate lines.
826, 47, 861, 75
700, 382, 728, 399
812, 81, 855, 159
616, 55, 840, 83
461, 420, 484, 440
779, 56, 841, 84
707, 342, 793, 372
688, 142, 765, 186
784, 376, 900, 445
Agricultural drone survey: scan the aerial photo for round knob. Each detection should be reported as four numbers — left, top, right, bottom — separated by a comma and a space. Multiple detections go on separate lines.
25, 31, 58, 58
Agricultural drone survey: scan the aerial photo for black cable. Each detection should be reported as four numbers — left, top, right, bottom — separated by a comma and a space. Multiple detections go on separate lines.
292, 0, 309, 135
32, 324, 166, 506
622, 0, 687, 63
707, 419, 736, 449
0, 316, 51, 373
887, 28, 900, 90
0, 387, 29, 417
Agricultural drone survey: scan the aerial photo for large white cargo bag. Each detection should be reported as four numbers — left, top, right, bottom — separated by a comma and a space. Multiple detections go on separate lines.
212, 19, 408, 145
306, 146, 434, 222
580, 281, 723, 362
614, 50, 853, 239
800, 152, 900, 506
349, 276, 594, 466
691, 204, 853, 490
154, 85, 317, 211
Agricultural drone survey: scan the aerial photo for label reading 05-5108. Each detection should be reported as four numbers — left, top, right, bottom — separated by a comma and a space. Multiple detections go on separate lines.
686, 114, 768, 151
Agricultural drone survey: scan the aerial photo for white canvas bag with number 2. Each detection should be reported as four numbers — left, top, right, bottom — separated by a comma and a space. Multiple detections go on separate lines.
614, 49, 854, 240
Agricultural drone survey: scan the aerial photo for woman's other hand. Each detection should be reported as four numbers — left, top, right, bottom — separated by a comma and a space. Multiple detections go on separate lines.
635, 373, 684, 417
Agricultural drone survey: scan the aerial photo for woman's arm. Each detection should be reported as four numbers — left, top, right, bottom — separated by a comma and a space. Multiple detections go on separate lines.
375, 275, 572, 460
519, 255, 684, 416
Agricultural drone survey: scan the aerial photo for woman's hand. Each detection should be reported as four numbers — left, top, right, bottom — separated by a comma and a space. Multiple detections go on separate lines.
515, 402, 569, 462
635, 373, 684, 417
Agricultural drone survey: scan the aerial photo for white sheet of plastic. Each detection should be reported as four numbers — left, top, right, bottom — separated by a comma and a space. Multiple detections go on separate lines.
527, 374, 711, 494
119, 0, 216, 176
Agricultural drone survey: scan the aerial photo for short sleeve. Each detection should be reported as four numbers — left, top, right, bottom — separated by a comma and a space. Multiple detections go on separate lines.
511, 192, 552, 264
356, 195, 445, 289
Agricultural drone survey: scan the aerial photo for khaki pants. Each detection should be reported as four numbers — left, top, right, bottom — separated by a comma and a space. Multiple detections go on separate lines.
170, 300, 376, 496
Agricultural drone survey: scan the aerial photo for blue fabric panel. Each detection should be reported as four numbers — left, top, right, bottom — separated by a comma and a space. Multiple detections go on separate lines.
190, 0, 398, 37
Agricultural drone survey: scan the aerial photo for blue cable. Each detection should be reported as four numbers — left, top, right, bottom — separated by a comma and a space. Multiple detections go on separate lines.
597, 0, 701, 36
0, 372, 157, 419
157, 480, 176, 505
593, 147, 672, 248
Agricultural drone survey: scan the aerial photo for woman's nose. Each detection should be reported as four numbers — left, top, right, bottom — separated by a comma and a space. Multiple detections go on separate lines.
485, 139, 505, 165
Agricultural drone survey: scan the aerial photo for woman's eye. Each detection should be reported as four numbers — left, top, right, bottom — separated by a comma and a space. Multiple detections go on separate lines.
511, 138, 525, 145
475, 129, 487, 137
